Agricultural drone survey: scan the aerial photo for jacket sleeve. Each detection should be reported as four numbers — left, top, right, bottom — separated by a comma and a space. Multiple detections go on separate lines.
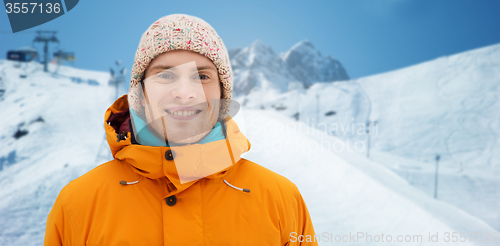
44, 186, 73, 246
284, 184, 319, 246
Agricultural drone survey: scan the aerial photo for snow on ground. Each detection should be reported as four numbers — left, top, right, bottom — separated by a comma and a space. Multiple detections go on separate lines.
237, 43, 500, 232
355, 43, 500, 231
357, 43, 500, 171
0, 60, 115, 246
237, 109, 499, 245
0, 42, 499, 245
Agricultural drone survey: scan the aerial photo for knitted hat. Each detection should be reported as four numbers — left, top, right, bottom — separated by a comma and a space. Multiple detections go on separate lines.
128, 14, 233, 121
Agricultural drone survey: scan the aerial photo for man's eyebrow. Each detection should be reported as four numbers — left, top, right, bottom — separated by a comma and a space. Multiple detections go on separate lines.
149, 65, 217, 72
196, 65, 217, 71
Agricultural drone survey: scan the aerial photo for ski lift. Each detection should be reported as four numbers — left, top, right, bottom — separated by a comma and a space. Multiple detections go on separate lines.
7, 47, 39, 62
108, 62, 126, 86
53, 50, 76, 62
53, 50, 76, 67
52, 50, 75, 74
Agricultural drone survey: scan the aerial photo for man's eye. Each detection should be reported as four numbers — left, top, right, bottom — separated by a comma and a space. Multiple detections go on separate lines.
158, 73, 173, 79
197, 74, 209, 80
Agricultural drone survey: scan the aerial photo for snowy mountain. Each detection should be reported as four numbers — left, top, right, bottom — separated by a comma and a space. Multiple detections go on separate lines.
229, 39, 349, 95
281, 40, 350, 87
237, 43, 500, 231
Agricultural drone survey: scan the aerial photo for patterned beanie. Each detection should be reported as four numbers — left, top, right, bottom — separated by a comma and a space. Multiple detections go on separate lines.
128, 14, 233, 121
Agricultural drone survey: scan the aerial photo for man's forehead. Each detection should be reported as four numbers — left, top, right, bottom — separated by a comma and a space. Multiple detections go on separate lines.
152, 65, 217, 71
149, 60, 217, 72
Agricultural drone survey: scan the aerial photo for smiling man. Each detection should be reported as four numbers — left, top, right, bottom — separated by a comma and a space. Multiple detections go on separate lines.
138, 51, 221, 146
44, 14, 318, 245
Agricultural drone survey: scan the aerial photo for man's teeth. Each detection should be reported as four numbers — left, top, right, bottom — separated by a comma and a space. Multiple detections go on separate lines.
167, 110, 199, 116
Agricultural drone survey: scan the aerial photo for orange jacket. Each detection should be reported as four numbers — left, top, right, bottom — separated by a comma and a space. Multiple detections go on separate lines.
44, 95, 318, 245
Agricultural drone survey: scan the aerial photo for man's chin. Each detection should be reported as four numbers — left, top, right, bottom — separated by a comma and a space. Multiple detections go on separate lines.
166, 129, 212, 145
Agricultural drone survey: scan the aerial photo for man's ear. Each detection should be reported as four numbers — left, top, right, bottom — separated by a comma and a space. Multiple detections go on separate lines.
140, 80, 148, 107
220, 81, 223, 99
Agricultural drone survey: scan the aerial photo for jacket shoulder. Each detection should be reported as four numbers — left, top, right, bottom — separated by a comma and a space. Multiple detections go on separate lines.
45, 160, 131, 245
55, 159, 136, 204
232, 158, 301, 198
80, 158, 137, 182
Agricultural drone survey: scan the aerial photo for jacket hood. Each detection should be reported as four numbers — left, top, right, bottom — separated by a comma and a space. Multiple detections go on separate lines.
104, 95, 251, 196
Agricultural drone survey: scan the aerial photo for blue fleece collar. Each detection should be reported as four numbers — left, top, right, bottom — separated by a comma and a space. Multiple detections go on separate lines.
130, 109, 225, 147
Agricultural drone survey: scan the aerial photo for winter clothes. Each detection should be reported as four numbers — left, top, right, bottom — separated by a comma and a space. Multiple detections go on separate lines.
45, 12, 317, 246
44, 95, 318, 245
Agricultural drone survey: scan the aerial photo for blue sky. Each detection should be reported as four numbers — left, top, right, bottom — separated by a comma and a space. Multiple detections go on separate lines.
1, 0, 499, 83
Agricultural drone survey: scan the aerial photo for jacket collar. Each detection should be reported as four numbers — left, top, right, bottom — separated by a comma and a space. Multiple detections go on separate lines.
104, 95, 251, 196
129, 108, 225, 147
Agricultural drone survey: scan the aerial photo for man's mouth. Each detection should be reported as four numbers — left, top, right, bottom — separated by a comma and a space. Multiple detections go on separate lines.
165, 109, 202, 117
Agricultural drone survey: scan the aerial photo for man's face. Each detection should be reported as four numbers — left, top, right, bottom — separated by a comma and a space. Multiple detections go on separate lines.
140, 50, 221, 144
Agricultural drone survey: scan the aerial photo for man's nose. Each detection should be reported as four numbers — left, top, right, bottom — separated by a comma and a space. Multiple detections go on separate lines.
170, 79, 200, 102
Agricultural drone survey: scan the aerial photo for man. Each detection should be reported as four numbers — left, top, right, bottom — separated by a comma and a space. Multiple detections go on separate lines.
44, 14, 318, 245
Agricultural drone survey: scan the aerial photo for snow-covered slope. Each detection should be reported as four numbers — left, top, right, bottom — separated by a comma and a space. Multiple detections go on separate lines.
0, 60, 114, 245
358, 44, 500, 171
237, 43, 500, 231
356, 43, 500, 230
237, 109, 498, 245
1, 43, 499, 245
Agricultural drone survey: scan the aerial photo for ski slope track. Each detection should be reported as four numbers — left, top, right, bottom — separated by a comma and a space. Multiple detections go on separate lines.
239, 109, 498, 245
